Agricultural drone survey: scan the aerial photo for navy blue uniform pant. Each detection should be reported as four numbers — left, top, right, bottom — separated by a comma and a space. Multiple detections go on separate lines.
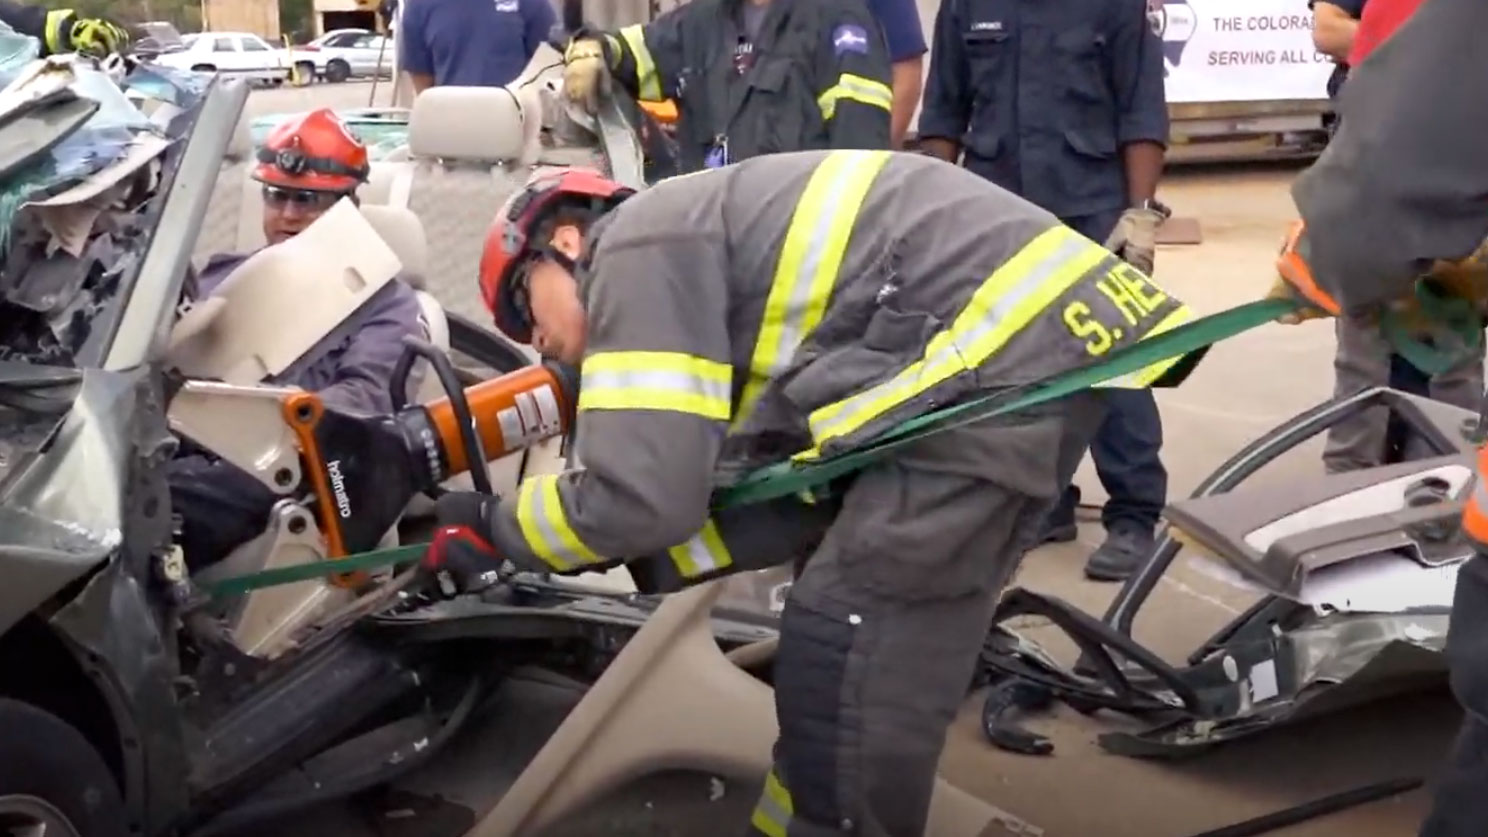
169, 454, 279, 570
1047, 210, 1168, 531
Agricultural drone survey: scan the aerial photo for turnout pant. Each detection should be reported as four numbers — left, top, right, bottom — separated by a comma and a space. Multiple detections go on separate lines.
748, 393, 1103, 837
1421, 556, 1488, 836
1324, 312, 1483, 474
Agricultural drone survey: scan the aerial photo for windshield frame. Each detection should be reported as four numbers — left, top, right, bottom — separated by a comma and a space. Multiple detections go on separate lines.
100, 78, 249, 371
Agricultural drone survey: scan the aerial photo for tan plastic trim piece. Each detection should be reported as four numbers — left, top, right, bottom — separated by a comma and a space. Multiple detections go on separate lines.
472, 580, 769, 835
470, 579, 1013, 836
168, 199, 402, 384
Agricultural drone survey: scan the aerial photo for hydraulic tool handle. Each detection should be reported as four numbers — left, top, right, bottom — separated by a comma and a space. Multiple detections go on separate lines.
1462, 445, 1488, 553
421, 361, 579, 480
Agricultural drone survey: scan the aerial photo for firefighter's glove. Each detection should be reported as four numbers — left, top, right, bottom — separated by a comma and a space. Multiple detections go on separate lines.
44, 10, 131, 58
1103, 207, 1165, 276
562, 37, 610, 113
1269, 220, 1339, 325
420, 493, 503, 597
1265, 276, 1331, 325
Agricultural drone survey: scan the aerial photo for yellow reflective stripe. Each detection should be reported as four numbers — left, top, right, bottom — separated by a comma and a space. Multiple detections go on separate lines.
817, 72, 894, 119
800, 226, 1109, 458
735, 150, 893, 428
514, 473, 603, 571
750, 769, 794, 837
618, 25, 663, 102
1093, 303, 1196, 389
666, 518, 734, 578
578, 351, 733, 421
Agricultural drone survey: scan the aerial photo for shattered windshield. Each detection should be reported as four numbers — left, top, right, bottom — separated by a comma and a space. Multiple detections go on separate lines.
0, 27, 218, 371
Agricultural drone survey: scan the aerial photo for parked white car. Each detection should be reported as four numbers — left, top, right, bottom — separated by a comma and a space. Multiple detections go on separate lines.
153, 32, 290, 85
294, 28, 394, 83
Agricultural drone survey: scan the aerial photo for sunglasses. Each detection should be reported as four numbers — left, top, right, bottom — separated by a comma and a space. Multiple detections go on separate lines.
262, 185, 342, 210
508, 259, 535, 328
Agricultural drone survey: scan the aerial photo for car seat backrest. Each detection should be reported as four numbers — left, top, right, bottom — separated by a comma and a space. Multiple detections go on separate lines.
360, 204, 450, 407
362, 160, 404, 205
193, 112, 254, 268
360, 204, 428, 286
405, 87, 530, 324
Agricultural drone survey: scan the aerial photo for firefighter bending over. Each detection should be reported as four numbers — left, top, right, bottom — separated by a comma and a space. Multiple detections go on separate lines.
423, 152, 1198, 836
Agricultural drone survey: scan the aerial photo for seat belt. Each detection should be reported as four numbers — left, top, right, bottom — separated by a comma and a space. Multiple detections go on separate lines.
204, 297, 1296, 598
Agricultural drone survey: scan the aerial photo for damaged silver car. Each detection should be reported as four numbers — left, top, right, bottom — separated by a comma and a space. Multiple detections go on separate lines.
978, 387, 1473, 771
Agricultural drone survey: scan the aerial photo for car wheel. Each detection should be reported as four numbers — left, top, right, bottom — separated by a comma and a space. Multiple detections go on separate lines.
0, 698, 127, 837
325, 59, 351, 83
294, 60, 316, 86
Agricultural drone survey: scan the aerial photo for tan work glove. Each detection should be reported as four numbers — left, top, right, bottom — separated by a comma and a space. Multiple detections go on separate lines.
1103, 207, 1165, 276
562, 37, 610, 113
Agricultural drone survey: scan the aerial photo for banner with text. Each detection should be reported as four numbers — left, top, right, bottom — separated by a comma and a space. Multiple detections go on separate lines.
1148, 0, 1335, 103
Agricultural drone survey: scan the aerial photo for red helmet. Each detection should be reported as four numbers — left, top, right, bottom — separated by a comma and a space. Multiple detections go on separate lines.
478, 167, 634, 343
253, 108, 370, 193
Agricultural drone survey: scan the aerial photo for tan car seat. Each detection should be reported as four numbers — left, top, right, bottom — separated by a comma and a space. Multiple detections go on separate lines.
358, 204, 449, 405
404, 86, 530, 324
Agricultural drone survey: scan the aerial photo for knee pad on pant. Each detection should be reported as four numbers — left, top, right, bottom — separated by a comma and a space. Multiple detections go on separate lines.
773, 594, 859, 828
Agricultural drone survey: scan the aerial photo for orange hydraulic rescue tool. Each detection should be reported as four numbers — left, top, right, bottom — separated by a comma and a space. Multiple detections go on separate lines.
279, 337, 579, 563
1463, 442, 1488, 553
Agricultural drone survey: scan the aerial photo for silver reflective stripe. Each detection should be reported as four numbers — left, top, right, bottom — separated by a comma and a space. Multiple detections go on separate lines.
516, 475, 601, 570
837, 74, 891, 106
808, 232, 1098, 444
749, 769, 793, 837
763, 173, 864, 374
582, 367, 731, 405
668, 522, 732, 577
946, 233, 1097, 364
737, 151, 892, 427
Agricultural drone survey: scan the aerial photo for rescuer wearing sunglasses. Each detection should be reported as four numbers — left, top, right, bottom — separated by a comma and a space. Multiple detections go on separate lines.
171, 109, 427, 569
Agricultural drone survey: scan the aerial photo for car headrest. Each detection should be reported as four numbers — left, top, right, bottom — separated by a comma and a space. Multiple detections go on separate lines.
360, 205, 429, 288
409, 86, 525, 163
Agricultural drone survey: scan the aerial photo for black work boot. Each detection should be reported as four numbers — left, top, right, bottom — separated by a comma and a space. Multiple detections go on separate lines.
1038, 486, 1080, 544
1083, 520, 1155, 582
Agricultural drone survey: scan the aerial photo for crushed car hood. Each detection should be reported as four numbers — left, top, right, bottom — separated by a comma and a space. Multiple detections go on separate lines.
0, 365, 144, 634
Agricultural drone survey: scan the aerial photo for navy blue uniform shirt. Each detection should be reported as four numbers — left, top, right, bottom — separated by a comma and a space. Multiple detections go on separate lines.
865, 0, 927, 62
401, 0, 556, 87
919, 0, 1168, 219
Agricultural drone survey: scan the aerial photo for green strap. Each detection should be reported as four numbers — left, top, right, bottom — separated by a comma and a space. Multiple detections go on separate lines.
202, 543, 428, 598
205, 298, 1296, 598
1379, 281, 1484, 376
712, 298, 1296, 508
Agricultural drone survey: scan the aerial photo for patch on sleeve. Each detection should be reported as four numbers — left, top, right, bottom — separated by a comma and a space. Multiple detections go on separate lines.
832, 23, 870, 56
